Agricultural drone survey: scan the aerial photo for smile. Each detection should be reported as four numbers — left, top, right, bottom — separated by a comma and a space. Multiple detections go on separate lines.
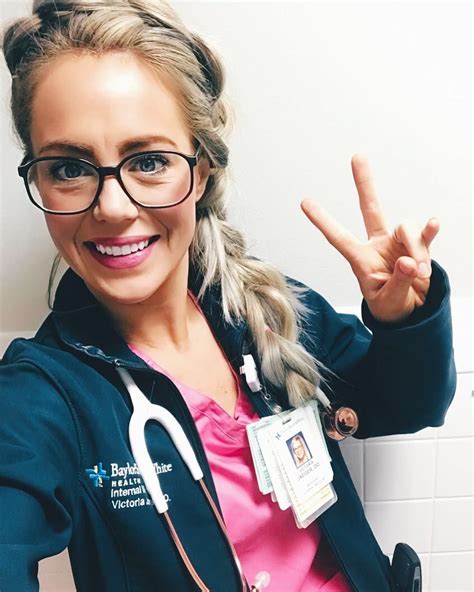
83, 235, 161, 269
95, 239, 150, 257
85, 235, 160, 257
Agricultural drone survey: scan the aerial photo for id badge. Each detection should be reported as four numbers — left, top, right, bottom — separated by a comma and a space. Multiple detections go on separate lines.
246, 403, 337, 527
257, 417, 293, 510
273, 408, 332, 491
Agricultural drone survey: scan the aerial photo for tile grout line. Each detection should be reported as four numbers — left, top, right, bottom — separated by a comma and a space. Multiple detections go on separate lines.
364, 495, 474, 504
428, 550, 474, 556
367, 434, 473, 444
427, 416, 440, 590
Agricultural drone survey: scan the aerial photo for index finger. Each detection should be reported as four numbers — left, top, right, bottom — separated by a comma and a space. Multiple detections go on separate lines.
300, 199, 360, 262
351, 154, 388, 239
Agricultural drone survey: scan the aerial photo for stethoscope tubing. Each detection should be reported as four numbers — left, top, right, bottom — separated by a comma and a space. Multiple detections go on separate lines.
117, 367, 247, 592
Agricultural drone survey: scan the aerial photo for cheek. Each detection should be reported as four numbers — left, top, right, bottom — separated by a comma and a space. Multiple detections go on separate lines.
44, 216, 80, 255
156, 202, 197, 241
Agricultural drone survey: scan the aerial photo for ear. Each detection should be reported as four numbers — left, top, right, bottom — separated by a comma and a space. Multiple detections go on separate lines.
194, 156, 211, 203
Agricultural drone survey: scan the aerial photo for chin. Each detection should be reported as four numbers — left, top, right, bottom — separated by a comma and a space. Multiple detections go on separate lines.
87, 276, 167, 308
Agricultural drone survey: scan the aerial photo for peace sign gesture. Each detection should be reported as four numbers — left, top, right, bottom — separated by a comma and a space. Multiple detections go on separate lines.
301, 155, 440, 324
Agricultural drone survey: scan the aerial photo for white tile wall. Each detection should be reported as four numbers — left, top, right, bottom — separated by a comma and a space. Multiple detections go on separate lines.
337, 297, 473, 591
435, 439, 473, 498
364, 440, 437, 502
418, 554, 432, 592
431, 498, 473, 553
365, 499, 434, 554
430, 552, 473, 592
4, 300, 473, 591
339, 439, 364, 500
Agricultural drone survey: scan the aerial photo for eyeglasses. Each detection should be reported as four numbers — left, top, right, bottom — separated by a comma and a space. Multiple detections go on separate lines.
17, 145, 202, 215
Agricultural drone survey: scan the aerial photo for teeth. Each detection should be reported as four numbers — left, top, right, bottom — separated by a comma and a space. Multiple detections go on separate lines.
94, 239, 150, 256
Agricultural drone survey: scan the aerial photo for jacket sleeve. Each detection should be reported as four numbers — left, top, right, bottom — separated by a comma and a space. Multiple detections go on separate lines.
0, 359, 81, 592
296, 259, 457, 439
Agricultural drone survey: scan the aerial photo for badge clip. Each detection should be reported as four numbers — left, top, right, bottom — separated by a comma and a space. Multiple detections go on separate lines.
240, 353, 262, 392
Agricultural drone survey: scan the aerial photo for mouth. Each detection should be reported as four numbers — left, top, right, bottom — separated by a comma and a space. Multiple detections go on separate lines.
84, 235, 161, 257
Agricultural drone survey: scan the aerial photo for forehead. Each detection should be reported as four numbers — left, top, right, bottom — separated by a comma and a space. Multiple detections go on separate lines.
30, 51, 191, 156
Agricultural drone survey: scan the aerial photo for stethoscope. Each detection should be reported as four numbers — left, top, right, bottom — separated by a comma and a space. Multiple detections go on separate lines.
117, 366, 249, 592
116, 351, 358, 591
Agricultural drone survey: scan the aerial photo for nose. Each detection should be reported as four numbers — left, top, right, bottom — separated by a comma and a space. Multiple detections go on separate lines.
92, 174, 139, 223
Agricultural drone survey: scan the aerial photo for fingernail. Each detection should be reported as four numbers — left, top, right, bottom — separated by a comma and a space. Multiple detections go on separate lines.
418, 261, 431, 278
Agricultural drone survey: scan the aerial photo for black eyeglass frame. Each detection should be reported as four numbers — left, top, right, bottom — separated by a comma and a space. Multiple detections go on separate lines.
17, 145, 202, 215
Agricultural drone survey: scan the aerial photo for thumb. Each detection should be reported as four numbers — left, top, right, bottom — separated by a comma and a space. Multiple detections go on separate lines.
379, 255, 418, 308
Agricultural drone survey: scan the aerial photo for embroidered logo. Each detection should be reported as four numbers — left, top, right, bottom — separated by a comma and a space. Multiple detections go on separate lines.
84, 460, 173, 509
85, 462, 110, 488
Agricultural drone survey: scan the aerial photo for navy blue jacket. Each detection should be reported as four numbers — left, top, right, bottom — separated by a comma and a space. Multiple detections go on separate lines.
0, 259, 456, 591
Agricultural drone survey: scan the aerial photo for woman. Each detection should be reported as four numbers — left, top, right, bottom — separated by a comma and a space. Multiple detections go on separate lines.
0, 1, 456, 591
290, 434, 311, 468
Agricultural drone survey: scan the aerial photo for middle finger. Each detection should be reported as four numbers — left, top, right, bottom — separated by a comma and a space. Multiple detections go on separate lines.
351, 154, 388, 239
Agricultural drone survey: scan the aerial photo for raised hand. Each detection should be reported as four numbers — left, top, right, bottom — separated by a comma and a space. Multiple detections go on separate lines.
301, 154, 440, 324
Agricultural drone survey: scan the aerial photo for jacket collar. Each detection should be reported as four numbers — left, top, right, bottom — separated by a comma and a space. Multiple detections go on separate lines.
51, 266, 248, 372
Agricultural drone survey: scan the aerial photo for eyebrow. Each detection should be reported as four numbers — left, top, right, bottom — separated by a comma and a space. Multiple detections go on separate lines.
38, 135, 179, 157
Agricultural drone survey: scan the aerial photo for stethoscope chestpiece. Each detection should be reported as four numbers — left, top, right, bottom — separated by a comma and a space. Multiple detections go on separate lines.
322, 405, 359, 441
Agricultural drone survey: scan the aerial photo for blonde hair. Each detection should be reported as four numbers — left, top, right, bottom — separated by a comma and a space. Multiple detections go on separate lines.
1, 0, 332, 407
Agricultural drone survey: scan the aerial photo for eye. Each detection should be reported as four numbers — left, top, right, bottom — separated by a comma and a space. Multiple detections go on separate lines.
127, 153, 170, 175
47, 159, 94, 182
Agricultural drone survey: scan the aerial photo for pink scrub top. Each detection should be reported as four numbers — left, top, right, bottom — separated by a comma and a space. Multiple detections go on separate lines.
128, 301, 352, 591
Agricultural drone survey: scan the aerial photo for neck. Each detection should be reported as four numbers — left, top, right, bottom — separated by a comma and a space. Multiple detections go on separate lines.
100, 256, 197, 353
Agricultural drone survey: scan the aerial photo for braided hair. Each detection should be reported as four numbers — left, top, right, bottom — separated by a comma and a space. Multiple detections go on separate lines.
2, 0, 332, 407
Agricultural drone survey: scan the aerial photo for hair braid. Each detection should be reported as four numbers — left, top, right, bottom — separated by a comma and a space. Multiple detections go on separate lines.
2, 0, 332, 408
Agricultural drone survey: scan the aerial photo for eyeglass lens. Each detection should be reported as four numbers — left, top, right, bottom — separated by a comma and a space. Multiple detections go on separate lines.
26, 152, 192, 213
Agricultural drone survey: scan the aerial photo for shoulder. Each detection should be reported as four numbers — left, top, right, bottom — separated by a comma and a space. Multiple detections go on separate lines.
2, 313, 71, 371
0, 314, 84, 416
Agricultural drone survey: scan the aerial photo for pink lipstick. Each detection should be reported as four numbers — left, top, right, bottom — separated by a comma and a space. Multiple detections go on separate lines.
84, 235, 160, 270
